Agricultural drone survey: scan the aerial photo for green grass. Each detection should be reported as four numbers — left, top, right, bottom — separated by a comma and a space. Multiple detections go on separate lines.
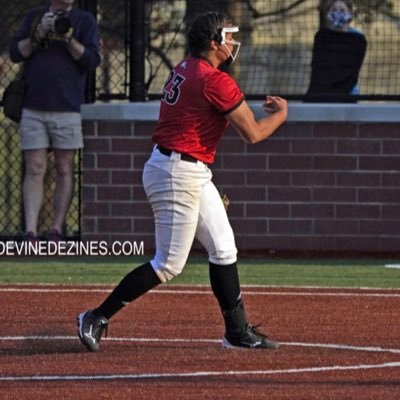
0, 256, 399, 288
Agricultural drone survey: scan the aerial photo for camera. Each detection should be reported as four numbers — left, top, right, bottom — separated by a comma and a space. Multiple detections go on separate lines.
52, 10, 72, 35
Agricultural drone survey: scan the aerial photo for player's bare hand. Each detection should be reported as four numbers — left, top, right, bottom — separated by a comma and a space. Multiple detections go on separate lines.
263, 96, 288, 116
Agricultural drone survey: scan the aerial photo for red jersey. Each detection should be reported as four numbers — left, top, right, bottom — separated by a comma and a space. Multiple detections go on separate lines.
152, 57, 244, 164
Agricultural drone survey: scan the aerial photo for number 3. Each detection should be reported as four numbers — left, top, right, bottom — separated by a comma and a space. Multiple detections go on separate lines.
161, 71, 185, 105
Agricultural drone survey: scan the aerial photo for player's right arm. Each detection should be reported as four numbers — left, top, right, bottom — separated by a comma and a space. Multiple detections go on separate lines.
225, 96, 288, 144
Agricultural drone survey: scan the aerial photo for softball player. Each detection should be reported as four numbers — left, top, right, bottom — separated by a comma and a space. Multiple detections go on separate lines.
78, 11, 287, 351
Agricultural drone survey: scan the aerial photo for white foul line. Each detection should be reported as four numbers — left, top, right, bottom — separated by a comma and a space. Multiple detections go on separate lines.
1, 335, 400, 354
0, 362, 400, 382
1, 286, 400, 298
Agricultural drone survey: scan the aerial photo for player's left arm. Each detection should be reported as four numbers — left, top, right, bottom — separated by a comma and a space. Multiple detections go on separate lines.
225, 96, 288, 144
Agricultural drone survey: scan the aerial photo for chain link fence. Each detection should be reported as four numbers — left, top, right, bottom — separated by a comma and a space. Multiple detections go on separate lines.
143, 0, 400, 99
1, 0, 399, 240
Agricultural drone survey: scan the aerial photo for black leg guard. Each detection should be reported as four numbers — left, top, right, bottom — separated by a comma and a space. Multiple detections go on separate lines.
209, 261, 241, 311
93, 262, 161, 319
222, 298, 248, 336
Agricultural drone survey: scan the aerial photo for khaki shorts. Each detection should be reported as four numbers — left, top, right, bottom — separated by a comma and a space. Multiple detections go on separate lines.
19, 108, 84, 150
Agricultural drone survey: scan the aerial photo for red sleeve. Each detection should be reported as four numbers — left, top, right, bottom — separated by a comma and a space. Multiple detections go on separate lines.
203, 71, 244, 114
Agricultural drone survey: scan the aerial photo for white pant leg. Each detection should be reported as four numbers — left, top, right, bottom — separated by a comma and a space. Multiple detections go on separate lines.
143, 148, 211, 282
195, 180, 238, 265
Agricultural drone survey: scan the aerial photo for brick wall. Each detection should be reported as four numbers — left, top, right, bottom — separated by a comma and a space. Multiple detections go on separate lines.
82, 117, 400, 255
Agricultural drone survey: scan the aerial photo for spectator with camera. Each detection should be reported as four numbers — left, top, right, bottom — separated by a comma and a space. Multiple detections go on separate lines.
9, 0, 100, 242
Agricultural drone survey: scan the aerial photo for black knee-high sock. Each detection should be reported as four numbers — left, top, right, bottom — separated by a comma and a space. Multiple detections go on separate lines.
93, 262, 161, 319
209, 262, 241, 311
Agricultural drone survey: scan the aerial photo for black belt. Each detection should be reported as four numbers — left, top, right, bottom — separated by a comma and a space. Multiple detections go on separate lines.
156, 145, 198, 163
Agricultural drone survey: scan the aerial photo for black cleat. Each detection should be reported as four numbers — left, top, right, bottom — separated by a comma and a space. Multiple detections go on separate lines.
222, 299, 279, 349
77, 310, 108, 352
223, 323, 279, 349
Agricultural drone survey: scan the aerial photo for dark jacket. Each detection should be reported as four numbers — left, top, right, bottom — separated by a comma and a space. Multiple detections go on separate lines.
306, 28, 367, 100
9, 7, 100, 112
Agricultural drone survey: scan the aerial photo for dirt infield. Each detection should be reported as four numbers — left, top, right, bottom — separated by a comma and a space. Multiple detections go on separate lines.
0, 284, 399, 399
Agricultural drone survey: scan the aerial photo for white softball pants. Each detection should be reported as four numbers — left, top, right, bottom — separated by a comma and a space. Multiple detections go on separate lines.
142, 147, 237, 282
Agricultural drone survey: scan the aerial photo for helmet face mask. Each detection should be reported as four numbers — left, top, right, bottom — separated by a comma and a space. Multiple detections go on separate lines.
219, 26, 241, 64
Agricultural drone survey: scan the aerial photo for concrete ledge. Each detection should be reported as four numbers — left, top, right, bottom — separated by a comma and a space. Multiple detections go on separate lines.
81, 101, 400, 123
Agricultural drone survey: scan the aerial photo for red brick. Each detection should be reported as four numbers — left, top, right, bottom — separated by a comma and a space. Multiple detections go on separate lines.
212, 170, 246, 186
292, 139, 335, 154
218, 138, 246, 153
82, 217, 96, 233
360, 220, 400, 235
337, 139, 381, 154
359, 156, 399, 171
269, 155, 313, 170
291, 204, 334, 218
112, 138, 153, 153
313, 123, 357, 137
275, 122, 313, 138
133, 218, 155, 233
112, 170, 142, 185
336, 204, 380, 219
337, 172, 380, 187
82, 154, 95, 169
382, 173, 400, 186
359, 188, 398, 203
222, 154, 267, 170
287, 236, 337, 251
97, 154, 131, 169
230, 218, 267, 234
292, 172, 335, 186
335, 237, 381, 252
382, 205, 400, 219
82, 186, 95, 201
82, 121, 96, 137
222, 187, 266, 201
98, 121, 132, 136
248, 139, 290, 154
85, 138, 111, 152
225, 203, 244, 218
98, 218, 132, 233
84, 170, 110, 184
268, 187, 311, 202
246, 203, 289, 218
313, 155, 357, 170
132, 186, 148, 201
313, 188, 356, 202
379, 238, 400, 253
133, 121, 157, 136
111, 202, 152, 217
382, 140, 400, 154
133, 154, 150, 169
83, 202, 110, 217
98, 186, 131, 201
247, 171, 290, 186
270, 219, 313, 234
359, 123, 399, 138
315, 220, 358, 234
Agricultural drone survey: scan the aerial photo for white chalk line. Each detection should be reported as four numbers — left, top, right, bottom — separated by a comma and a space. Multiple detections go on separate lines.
1, 362, 400, 382
1, 335, 400, 355
1, 336, 399, 382
1, 286, 400, 298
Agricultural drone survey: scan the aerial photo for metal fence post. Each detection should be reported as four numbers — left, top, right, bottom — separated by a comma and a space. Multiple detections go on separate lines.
130, 0, 146, 101
78, 0, 98, 103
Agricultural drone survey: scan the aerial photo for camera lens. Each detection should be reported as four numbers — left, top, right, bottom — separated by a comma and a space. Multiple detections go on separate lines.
54, 16, 71, 35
